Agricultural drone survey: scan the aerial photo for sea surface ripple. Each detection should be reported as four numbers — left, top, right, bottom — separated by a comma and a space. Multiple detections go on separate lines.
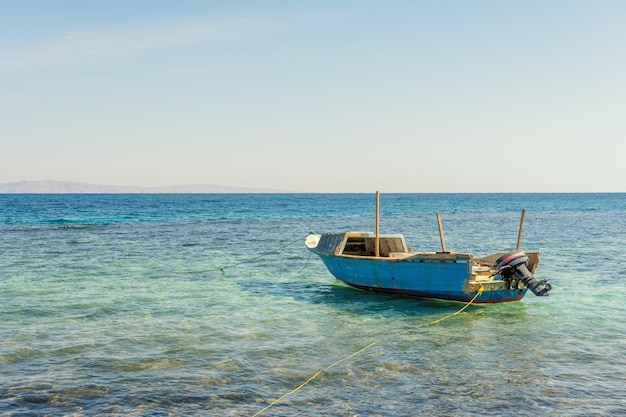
1, 193, 625, 416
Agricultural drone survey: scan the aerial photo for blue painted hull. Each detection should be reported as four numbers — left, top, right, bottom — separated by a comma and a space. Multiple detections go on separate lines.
315, 252, 526, 303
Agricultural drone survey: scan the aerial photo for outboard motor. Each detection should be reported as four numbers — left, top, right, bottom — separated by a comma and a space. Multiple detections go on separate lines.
496, 252, 551, 296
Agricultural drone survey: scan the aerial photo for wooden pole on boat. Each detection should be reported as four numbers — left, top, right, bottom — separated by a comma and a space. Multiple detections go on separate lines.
436, 212, 447, 253
516, 209, 526, 251
375, 191, 380, 257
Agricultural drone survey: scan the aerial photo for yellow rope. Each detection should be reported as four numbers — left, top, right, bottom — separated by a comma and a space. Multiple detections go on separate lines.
251, 285, 484, 416
251, 370, 323, 417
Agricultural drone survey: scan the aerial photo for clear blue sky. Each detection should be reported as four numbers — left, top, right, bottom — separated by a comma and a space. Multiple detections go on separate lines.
1, 1, 624, 192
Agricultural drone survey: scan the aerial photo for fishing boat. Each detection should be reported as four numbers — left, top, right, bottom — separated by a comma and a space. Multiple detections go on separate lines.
305, 193, 552, 303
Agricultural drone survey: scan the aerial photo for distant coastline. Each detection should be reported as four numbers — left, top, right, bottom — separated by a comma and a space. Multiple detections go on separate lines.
0, 180, 286, 194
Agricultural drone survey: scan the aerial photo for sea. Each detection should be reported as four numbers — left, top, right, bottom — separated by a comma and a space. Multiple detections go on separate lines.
1, 193, 625, 416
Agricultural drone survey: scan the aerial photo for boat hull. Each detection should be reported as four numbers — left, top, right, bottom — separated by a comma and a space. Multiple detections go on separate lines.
315, 252, 526, 303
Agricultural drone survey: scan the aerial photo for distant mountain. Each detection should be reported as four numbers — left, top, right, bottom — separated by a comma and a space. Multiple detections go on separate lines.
0, 180, 285, 194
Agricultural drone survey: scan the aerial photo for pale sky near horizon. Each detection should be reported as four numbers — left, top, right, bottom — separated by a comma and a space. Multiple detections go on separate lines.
1, 1, 625, 192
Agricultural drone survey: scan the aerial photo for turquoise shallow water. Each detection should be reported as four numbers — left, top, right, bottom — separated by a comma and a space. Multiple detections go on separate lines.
1, 193, 625, 416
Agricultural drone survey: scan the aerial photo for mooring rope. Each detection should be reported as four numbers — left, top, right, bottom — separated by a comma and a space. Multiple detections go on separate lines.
297, 251, 312, 273
251, 285, 484, 417
186, 232, 314, 275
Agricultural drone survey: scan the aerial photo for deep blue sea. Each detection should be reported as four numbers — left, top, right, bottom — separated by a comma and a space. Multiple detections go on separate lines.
1, 193, 625, 416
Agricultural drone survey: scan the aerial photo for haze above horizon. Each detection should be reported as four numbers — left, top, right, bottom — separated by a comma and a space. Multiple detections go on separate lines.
2, 1, 625, 192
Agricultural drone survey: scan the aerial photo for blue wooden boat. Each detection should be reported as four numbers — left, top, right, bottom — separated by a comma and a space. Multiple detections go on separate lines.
305, 194, 551, 303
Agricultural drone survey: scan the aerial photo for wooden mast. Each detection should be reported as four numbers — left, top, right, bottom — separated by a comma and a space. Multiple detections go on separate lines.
436, 212, 447, 253
516, 209, 526, 251
375, 191, 380, 257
